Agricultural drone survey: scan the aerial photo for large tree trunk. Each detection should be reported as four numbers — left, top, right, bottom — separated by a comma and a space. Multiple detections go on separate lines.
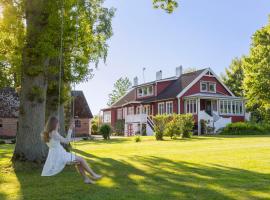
13, 0, 49, 163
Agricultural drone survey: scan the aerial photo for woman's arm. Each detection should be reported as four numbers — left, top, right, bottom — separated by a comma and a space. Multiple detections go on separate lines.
51, 129, 73, 144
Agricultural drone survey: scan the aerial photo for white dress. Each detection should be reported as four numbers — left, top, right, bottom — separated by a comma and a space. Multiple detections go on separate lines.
41, 129, 76, 176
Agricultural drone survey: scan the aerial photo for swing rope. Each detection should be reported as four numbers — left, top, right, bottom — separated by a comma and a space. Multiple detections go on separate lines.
58, 0, 78, 163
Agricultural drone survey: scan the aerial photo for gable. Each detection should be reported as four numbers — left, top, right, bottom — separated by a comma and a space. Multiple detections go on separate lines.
183, 75, 232, 97
71, 91, 93, 118
177, 68, 235, 98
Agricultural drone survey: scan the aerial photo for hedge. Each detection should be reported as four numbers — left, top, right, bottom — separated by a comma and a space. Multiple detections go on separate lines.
220, 122, 270, 135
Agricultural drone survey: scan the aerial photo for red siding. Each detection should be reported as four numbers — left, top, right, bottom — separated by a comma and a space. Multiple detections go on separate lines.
219, 115, 245, 123
111, 108, 117, 128
0, 118, 18, 137
75, 118, 91, 136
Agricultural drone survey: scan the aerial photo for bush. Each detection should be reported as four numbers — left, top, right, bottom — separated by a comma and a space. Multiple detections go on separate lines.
91, 116, 100, 135
0, 140, 5, 145
99, 124, 112, 140
180, 114, 194, 138
134, 135, 141, 142
164, 114, 181, 138
153, 115, 171, 140
220, 122, 270, 135
114, 120, 125, 136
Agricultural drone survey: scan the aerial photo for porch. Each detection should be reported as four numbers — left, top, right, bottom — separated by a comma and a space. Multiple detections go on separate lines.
183, 93, 245, 135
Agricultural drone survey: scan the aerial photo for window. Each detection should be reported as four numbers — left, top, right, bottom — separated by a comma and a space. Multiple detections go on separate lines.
0, 119, 2, 128
128, 107, 134, 115
166, 101, 173, 114
137, 85, 154, 97
158, 102, 165, 115
136, 106, 140, 114
75, 120, 81, 128
103, 111, 111, 123
200, 81, 216, 93
117, 109, 122, 120
143, 105, 151, 115
219, 100, 244, 115
201, 82, 207, 92
185, 99, 197, 114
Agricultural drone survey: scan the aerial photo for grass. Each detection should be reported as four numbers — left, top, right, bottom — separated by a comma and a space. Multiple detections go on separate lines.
1, 136, 270, 200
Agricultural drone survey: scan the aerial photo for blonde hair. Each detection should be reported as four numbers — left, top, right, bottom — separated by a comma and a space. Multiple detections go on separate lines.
42, 116, 58, 143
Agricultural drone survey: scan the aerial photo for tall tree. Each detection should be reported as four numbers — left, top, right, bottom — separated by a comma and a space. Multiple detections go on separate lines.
107, 77, 132, 106
13, 0, 114, 162
221, 57, 244, 97
13, 0, 50, 162
0, 0, 24, 88
243, 18, 270, 121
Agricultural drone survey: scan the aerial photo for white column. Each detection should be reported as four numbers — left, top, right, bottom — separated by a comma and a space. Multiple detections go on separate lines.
197, 98, 201, 135
178, 98, 181, 114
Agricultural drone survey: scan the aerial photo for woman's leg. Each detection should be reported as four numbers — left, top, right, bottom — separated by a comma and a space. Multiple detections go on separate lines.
76, 164, 95, 184
76, 164, 87, 179
76, 156, 101, 178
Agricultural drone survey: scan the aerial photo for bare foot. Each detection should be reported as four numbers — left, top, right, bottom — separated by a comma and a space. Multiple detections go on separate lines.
84, 178, 95, 184
92, 174, 102, 180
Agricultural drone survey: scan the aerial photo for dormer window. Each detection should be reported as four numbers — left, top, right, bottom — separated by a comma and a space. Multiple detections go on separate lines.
200, 81, 216, 93
137, 85, 154, 97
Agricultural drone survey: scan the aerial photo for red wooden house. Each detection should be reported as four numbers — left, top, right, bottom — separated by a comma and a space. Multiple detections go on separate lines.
0, 88, 93, 138
101, 67, 246, 136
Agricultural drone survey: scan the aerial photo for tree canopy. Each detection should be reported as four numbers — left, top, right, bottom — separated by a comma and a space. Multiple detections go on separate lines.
221, 57, 244, 97
242, 18, 270, 121
107, 77, 132, 106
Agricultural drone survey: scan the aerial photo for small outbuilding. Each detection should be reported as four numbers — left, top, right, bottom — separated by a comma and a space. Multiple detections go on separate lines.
0, 87, 19, 138
0, 88, 93, 138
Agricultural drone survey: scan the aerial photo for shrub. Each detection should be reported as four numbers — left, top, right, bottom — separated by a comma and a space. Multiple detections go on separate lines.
91, 116, 100, 135
114, 120, 125, 136
153, 115, 171, 140
164, 114, 181, 138
180, 114, 194, 138
91, 123, 99, 135
99, 124, 112, 140
0, 140, 5, 145
134, 135, 141, 142
220, 122, 270, 135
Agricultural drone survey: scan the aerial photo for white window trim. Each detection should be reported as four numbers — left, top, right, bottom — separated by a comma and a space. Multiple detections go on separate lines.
166, 101, 173, 114
185, 99, 197, 114
103, 111, 111, 123
200, 81, 216, 93
158, 102, 165, 115
137, 85, 154, 98
219, 100, 244, 116
117, 108, 122, 120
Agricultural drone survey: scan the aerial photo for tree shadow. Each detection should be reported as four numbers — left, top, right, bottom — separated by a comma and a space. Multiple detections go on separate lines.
2, 146, 270, 200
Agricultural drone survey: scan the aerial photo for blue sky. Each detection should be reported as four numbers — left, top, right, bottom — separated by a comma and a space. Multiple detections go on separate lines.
77, 0, 270, 115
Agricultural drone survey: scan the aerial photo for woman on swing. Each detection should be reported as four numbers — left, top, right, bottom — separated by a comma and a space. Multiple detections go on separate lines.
41, 116, 102, 184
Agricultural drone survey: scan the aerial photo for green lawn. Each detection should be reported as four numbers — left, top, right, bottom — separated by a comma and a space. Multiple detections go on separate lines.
1, 136, 270, 200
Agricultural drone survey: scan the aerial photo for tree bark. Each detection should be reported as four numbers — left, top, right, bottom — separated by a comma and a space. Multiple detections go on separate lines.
13, 0, 49, 163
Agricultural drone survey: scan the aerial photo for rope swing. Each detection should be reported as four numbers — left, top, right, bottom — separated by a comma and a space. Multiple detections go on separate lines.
58, 0, 78, 163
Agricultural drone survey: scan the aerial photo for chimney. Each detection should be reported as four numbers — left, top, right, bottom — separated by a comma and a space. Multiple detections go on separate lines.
176, 66, 183, 77
133, 76, 138, 86
156, 70, 162, 81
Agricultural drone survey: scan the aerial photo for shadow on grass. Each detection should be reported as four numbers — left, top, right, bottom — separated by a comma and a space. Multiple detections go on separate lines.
75, 138, 132, 146
4, 147, 269, 200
